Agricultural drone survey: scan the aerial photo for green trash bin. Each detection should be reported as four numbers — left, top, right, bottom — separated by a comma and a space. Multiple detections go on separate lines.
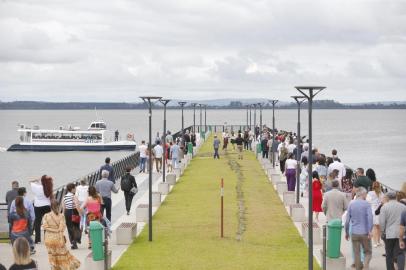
89, 221, 105, 261
327, 219, 343, 258
256, 143, 262, 154
187, 142, 193, 155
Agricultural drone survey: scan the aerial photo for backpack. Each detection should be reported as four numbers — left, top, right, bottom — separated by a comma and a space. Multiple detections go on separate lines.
280, 145, 288, 160
121, 174, 132, 192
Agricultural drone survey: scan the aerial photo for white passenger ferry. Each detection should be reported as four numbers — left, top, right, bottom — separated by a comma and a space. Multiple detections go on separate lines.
7, 121, 137, 152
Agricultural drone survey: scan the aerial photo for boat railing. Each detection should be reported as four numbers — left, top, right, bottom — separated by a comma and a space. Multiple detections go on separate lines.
0, 203, 8, 240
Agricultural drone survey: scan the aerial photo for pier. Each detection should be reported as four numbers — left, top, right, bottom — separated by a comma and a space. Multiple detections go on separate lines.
0, 125, 393, 270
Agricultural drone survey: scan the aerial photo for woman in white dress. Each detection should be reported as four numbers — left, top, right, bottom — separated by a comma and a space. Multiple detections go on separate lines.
366, 181, 384, 247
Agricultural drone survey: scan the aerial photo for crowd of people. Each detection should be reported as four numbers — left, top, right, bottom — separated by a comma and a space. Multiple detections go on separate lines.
1, 156, 140, 270
217, 125, 406, 270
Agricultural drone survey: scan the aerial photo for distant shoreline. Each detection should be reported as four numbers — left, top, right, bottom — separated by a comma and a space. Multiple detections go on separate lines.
1, 100, 406, 110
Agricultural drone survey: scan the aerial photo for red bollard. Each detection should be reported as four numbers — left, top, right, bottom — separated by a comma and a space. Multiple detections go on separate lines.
221, 178, 224, 238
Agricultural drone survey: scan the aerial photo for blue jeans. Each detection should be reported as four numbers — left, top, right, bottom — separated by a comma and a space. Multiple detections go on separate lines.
140, 157, 147, 172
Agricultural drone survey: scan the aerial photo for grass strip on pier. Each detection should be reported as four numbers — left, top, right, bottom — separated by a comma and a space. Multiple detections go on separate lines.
113, 134, 320, 270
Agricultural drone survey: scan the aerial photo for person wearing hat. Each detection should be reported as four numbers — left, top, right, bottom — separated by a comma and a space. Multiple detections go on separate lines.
379, 191, 406, 270
213, 135, 221, 159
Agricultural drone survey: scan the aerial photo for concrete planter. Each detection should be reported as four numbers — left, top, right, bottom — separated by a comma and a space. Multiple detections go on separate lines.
271, 174, 282, 185
166, 174, 176, 185
289, 204, 305, 222
283, 191, 295, 206
136, 204, 149, 222
116, 222, 137, 245
152, 192, 161, 206
302, 222, 321, 245
275, 181, 287, 194
158, 182, 170, 195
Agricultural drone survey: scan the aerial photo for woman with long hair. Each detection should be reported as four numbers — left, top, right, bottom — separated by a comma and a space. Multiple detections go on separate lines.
366, 168, 377, 182
312, 171, 323, 222
9, 237, 37, 270
366, 181, 384, 247
42, 199, 80, 269
81, 186, 103, 249
29, 175, 53, 243
9, 196, 35, 254
315, 155, 328, 181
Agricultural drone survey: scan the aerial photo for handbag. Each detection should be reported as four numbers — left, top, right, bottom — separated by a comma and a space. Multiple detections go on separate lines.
71, 209, 81, 224
130, 187, 138, 195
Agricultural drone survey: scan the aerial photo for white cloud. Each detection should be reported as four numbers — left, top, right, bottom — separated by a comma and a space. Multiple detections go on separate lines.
0, 0, 405, 102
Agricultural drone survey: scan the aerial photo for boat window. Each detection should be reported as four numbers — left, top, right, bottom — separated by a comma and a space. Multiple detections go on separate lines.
91, 123, 96, 128
100, 123, 106, 129
95, 123, 100, 128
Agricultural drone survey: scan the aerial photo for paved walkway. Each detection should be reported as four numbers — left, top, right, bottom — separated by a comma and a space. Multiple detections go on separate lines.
113, 134, 318, 270
0, 134, 207, 270
256, 150, 387, 270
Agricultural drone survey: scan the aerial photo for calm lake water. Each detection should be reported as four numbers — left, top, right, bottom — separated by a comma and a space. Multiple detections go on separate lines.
0, 109, 405, 199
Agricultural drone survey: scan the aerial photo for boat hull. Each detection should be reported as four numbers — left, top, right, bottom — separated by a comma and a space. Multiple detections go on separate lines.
7, 144, 136, 152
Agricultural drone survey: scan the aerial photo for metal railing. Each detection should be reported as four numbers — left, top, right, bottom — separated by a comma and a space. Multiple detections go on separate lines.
0, 203, 9, 240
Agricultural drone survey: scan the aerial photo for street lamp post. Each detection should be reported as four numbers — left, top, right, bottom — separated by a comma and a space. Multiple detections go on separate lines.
246, 105, 249, 129
258, 103, 263, 131
178, 102, 187, 134
140, 96, 162, 242
249, 105, 252, 130
199, 104, 203, 133
191, 103, 197, 133
295, 86, 326, 270
269, 100, 278, 167
205, 105, 207, 132
159, 99, 171, 184
253, 103, 257, 132
291, 95, 306, 204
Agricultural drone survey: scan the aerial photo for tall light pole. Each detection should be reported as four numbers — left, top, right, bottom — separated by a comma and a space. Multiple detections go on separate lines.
295, 86, 326, 270
291, 95, 306, 204
204, 105, 207, 132
199, 104, 203, 133
191, 103, 197, 133
253, 103, 257, 131
159, 98, 171, 184
258, 103, 263, 131
178, 101, 187, 134
249, 105, 252, 130
140, 96, 162, 242
269, 100, 278, 167
246, 105, 249, 129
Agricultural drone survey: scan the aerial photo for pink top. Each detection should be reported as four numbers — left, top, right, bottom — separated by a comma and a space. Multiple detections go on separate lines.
87, 200, 101, 214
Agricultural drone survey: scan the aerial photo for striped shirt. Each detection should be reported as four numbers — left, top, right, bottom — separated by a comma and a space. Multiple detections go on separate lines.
64, 192, 75, 209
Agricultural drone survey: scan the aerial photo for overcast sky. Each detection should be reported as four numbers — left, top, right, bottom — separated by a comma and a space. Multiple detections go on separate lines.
0, 0, 405, 103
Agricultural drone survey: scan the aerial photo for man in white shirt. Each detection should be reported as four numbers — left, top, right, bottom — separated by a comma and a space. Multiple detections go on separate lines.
153, 141, 164, 173
287, 143, 296, 154
139, 140, 148, 173
327, 157, 346, 181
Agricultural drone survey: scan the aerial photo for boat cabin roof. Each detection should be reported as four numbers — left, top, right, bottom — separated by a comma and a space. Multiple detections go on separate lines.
18, 129, 104, 134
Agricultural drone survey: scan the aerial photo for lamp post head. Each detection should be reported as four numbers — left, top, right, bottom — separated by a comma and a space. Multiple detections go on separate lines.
178, 101, 187, 107
291, 95, 307, 104
140, 96, 162, 101
191, 103, 198, 107
159, 98, 171, 106
294, 86, 326, 99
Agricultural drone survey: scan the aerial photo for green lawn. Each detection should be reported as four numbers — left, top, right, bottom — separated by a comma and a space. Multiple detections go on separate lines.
113, 134, 320, 270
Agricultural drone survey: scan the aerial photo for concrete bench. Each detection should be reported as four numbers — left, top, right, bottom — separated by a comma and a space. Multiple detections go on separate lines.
319, 250, 346, 270
166, 174, 176, 185
301, 222, 321, 245
152, 192, 161, 207
275, 181, 287, 194
289, 204, 305, 222
136, 204, 149, 222
174, 168, 182, 178
271, 174, 281, 185
158, 182, 170, 195
84, 250, 112, 270
116, 222, 137, 245
283, 191, 295, 206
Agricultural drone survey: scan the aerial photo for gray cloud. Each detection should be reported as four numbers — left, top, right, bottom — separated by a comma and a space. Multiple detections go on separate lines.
0, 0, 406, 102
